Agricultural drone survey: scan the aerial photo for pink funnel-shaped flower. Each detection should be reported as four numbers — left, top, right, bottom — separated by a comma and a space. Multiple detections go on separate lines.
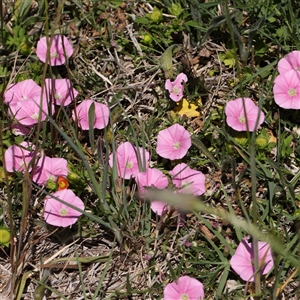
11, 123, 33, 136
32, 156, 69, 185
4, 79, 41, 107
135, 168, 169, 215
165, 73, 188, 102
150, 201, 169, 216
135, 168, 168, 195
44, 78, 78, 106
230, 237, 274, 282
156, 124, 191, 160
225, 98, 265, 132
72, 99, 110, 130
9, 96, 51, 126
273, 70, 300, 109
170, 163, 206, 196
4, 142, 36, 173
278, 50, 300, 74
109, 142, 150, 179
44, 189, 84, 227
164, 275, 205, 300
36, 35, 73, 66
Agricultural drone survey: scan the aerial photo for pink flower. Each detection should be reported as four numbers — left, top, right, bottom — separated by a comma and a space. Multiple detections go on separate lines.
109, 142, 150, 179
225, 98, 265, 132
11, 123, 32, 136
9, 96, 51, 126
273, 70, 300, 109
72, 100, 110, 130
278, 50, 300, 74
165, 73, 188, 102
4, 142, 36, 173
32, 156, 69, 185
135, 168, 169, 215
230, 237, 274, 282
36, 35, 73, 66
150, 201, 168, 216
164, 275, 204, 300
44, 189, 84, 227
156, 124, 191, 160
135, 168, 168, 195
170, 163, 206, 196
4, 79, 41, 107
44, 78, 78, 106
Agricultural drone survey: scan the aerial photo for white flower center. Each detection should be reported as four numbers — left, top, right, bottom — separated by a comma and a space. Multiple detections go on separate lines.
173, 141, 181, 149
172, 86, 179, 95
50, 51, 59, 58
55, 93, 62, 100
48, 175, 56, 181
288, 88, 297, 96
59, 207, 68, 216
126, 161, 133, 169
238, 115, 246, 123
21, 95, 28, 100
180, 294, 189, 300
31, 113, 39, 120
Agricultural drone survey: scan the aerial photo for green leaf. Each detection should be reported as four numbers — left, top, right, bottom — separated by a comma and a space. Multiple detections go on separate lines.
184, 20, 203, 29
160, 44, 179, 78
216, 265, 230, 296
134, 16, 151, 25
201, 13, 234, 44
247, 16, 265, 53
191, 138, 220, 169
14, 0, 32, 23
88, 101, 95, 153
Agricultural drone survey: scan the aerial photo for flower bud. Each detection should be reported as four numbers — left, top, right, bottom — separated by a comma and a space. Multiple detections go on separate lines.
255, 136, 268, 149
233, 132, 248, 146
149, 7, 163, 23
0, 227, 10, 247
142, 34, 153, 45
169, 3, 183, 16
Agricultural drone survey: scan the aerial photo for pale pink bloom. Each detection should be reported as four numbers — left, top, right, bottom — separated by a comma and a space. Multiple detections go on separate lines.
9, 96, 51, 126
164, 275, 204, 300
4, 142, 36, 173
230, 237, 274, 282
4, 79, 41, 107
44, 189, 84, 227
11, 123, 32, 136
165, 73, 188, 102
156, 124, 191, 160
273, 70, 300, 109
135, 168, 169, 215
32, 156, 69, 185
135, 168, 168, 195
278, 50, 300, 74
72, 99, 110, 130
150, 201, 168, 216
225, 98, 265, 132
36, 35, 73, 66
109, 142, 150, 179
170, 163, 206, 196
44, 78, 78, 106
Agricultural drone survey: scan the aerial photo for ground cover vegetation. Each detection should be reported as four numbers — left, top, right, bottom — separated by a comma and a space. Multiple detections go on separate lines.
0, 0, 300, 299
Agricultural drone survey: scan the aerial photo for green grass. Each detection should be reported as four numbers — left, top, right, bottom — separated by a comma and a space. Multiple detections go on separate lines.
0, 0, 300, 299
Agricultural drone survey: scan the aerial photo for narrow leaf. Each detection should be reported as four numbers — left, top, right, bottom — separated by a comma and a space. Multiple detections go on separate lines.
160, 44, 178, 78
88, 101, 95, 153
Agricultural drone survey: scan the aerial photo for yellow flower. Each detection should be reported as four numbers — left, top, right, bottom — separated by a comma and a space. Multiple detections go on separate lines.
0, 228, 10, 247
173, 98, 202, 118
